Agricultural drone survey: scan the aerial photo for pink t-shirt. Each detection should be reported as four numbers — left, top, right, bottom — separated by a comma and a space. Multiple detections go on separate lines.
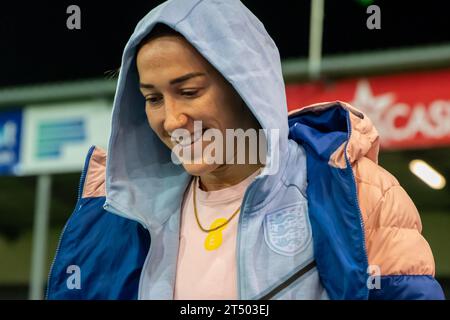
174, 170, 260, 300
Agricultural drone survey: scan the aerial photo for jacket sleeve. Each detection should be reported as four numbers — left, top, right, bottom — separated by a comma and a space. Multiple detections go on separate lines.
354, 157, 445, 300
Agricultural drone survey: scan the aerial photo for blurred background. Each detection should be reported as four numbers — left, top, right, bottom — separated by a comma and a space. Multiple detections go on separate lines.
0, 0, 449, 299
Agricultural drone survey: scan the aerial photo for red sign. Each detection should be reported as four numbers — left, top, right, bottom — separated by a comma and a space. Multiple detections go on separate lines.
286, 69, 450, 149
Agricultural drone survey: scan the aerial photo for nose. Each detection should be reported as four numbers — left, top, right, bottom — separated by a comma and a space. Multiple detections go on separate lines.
163, 98, 188, 134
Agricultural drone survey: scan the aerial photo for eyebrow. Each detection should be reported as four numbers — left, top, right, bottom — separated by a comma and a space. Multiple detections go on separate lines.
139, 72, 206, 89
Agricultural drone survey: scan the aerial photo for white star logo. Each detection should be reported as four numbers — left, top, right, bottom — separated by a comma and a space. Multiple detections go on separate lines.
352, 80, 395, 120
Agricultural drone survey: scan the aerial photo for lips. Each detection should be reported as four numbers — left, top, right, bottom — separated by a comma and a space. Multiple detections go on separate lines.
173, 129, 205, 147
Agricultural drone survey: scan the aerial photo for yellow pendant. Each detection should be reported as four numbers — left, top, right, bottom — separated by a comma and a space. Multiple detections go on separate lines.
204, 218, 228, 251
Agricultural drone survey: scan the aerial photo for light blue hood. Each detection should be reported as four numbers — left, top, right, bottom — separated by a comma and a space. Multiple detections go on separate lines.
105, 0, 289, 230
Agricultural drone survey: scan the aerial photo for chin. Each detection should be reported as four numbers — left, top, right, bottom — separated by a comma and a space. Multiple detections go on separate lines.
181, 162, 220, 177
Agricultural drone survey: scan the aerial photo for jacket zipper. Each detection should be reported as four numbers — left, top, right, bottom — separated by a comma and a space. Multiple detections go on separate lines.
345, 113, 370, 299
45, 145, 95, 299
258, 260, 316, 300
137, 228, 152, 300
348, 162, 370, 298
236, 179, 258, 300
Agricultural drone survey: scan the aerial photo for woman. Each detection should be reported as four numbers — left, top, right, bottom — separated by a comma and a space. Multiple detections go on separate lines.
47, 0, 444, 300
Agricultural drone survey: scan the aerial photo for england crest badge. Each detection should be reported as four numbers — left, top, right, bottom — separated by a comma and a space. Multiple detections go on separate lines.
263, 202, 311, 256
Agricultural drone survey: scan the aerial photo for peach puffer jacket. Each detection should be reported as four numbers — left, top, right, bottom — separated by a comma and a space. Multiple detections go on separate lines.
289, 101, 444, 299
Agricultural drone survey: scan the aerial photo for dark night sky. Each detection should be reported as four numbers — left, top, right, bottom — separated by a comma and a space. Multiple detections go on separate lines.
1, 0, 450, 87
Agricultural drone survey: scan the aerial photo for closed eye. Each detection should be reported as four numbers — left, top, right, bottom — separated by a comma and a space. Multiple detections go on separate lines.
180, 89, 200, 97
145, 94, 163, 106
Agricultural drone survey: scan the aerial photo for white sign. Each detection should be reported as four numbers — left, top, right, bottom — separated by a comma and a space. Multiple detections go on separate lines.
17, 99, 111, 175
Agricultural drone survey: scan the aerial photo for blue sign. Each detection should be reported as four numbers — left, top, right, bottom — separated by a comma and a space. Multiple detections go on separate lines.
0, 109, 22, 175
36, 119, 86, 159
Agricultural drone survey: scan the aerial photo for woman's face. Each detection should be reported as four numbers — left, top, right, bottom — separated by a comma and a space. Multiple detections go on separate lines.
136, 34, 259, 176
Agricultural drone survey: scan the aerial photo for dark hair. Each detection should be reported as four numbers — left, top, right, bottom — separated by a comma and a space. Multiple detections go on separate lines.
107, 24, 181, 80
137, 23, 183, 52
